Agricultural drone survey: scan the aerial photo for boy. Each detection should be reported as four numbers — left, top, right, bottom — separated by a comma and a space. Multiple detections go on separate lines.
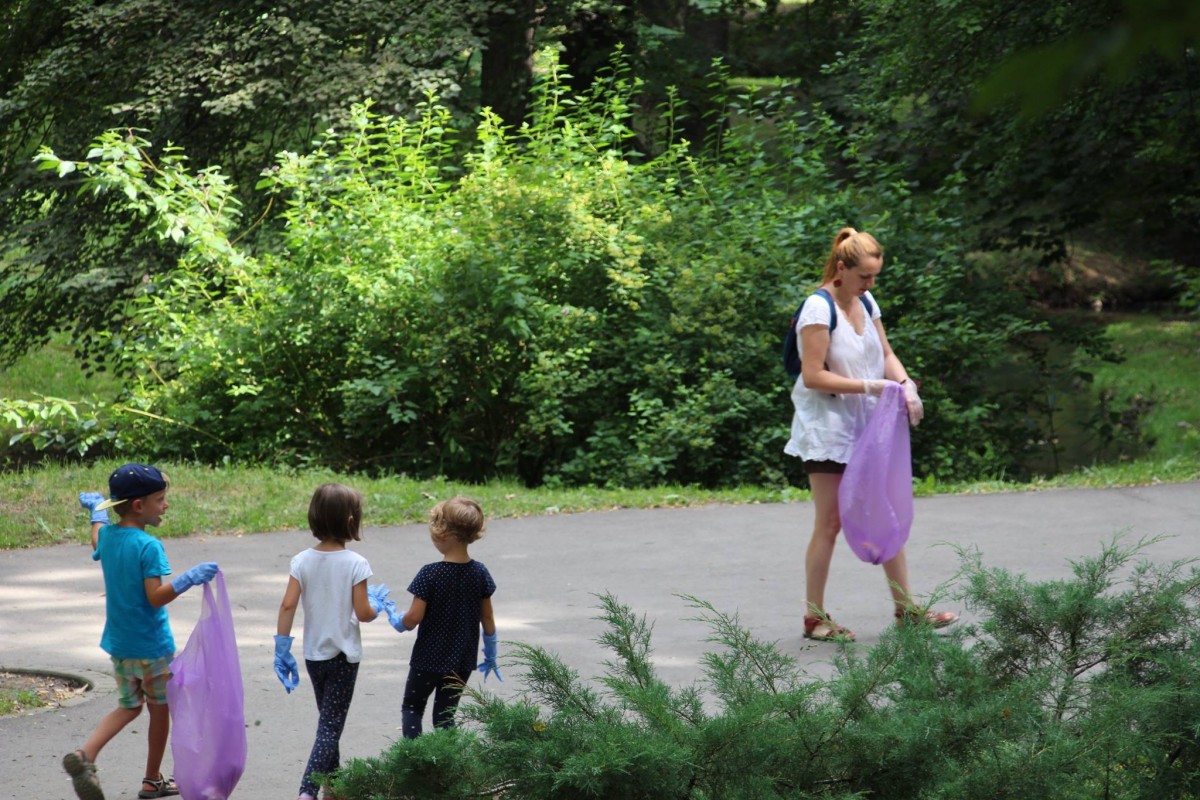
68, 463, 219, 800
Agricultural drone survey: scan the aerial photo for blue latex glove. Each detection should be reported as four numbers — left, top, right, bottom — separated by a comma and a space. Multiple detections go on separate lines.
367, 583, 392, 614
79, 491, 109, 524
388, 604, 410, 632
171, 562, 219, 594
273, 634, 300, 693
477, 631, 502, 682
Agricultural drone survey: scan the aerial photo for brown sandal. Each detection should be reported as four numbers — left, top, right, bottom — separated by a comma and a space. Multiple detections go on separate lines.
63, 750, 105, 800
895, 607, 959, 629
803, 614, 856, 642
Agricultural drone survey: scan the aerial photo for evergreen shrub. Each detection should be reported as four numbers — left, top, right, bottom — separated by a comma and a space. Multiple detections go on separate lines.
330, 541, 1200, 799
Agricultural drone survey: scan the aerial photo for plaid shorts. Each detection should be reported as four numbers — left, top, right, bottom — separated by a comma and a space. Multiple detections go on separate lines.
110, 656, 172, 708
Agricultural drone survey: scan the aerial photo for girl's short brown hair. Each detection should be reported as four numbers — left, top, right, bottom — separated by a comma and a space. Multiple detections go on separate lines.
308, 483, 364, 543
429, 496, 486, 544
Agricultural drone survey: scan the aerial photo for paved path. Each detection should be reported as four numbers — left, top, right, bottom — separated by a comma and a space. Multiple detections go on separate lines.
2, 482, 1198, 800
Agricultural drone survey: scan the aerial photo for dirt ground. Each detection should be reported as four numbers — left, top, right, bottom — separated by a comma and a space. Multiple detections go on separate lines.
0, 670, 89, 716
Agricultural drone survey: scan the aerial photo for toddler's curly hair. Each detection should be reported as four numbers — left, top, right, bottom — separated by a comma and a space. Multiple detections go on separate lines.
429, 496, 486, 544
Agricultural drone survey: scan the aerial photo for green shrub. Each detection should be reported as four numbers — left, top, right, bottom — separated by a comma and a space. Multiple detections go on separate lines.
0, 395, 119, 468
330, 541, 1200, 799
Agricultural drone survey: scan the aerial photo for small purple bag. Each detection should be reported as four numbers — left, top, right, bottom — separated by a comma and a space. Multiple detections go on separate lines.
838, 382, 913, 565
168, 571, 247, 800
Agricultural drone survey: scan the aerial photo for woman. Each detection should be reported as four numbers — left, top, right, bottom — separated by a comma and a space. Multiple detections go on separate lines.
785, 227, 957, 641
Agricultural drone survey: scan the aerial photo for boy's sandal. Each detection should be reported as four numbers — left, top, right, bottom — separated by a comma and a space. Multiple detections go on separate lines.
63, 750, 105, 800
895, 607, 959, 629
803, 614, 856, 642
138, 774, 180, 799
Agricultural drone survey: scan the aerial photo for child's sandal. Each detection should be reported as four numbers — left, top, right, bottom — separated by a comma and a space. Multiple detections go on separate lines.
62, 750, 105, 800
894, 607, 959, 629
803, 614, 856, 642
138, 774, 179, 798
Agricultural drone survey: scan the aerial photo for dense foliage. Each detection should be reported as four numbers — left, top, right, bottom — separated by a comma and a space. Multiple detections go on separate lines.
329, 540, 1200, 799
6, 1, 1190, 483
830, 0, 1200, 274
0, 0, 497, 365
32, 56, 1059, 485
0, 0, 758, 365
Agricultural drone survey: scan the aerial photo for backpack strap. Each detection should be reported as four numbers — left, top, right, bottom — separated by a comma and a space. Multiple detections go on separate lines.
814, 287, 838, 333
817, 287, 873, 328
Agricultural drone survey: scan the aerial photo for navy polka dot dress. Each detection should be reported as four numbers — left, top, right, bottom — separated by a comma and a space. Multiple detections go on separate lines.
408, 560, 496, 677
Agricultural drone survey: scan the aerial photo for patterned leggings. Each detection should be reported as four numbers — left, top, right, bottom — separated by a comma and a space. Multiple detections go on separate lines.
301, 653, 359, 797
401, 668, 464, 739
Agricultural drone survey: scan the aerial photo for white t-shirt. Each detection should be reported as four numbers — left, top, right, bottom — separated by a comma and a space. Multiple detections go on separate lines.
784, 290, 885, 463
290, 548, 373, 663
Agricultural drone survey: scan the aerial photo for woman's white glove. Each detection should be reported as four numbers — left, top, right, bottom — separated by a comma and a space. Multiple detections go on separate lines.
902, 379, 924, 426
862, 379, 896, 396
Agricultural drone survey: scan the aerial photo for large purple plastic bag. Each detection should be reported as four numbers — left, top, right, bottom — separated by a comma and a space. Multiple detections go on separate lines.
168, 571, 247, 800
838, 382, 913, 565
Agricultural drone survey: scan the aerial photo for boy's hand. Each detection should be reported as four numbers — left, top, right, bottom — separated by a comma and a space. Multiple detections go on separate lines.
171, 562, 219, 594
477, 631, 502, 682
79, 492, 110, 524
273, 635, 300, 693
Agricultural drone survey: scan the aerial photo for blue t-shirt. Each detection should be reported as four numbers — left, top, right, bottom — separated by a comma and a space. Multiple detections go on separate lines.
408, 560, 496, 677
92, 524, 175, 659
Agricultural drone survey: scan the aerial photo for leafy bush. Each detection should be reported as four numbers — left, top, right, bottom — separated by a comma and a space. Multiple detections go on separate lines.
35, 52, 1074, 486
330, 541, 1200, 799
0, 395, 119, 468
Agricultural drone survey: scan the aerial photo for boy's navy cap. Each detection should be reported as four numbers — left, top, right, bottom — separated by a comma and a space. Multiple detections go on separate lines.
94, 463, 167, 510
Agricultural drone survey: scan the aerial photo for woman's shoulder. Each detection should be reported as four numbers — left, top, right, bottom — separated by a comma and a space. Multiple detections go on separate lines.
798, 289, 835, 326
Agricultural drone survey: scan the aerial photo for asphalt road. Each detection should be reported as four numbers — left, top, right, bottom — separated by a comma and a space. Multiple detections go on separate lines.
2, 481, 1197, 799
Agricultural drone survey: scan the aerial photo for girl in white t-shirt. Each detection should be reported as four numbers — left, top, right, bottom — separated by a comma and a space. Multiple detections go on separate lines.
785, 228, 957, 642
274, 483, 384, 800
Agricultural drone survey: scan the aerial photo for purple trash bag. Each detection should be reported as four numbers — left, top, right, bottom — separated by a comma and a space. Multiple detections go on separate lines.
838, 382, 913, 565
168, 571, 247, 800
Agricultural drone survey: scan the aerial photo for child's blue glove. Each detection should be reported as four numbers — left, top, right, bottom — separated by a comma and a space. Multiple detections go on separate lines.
367, 583, 392, 614
171, 562, 219, 594
388, 604, 410, 632
273, 634, 300, 693
79, 491, 110, 524
477, 631, 502, 682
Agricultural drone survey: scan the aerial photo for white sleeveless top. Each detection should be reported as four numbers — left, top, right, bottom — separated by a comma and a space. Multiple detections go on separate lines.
784, 289, 884, 463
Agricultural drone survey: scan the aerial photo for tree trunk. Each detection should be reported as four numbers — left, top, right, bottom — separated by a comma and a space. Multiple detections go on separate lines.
684, 11, 728, 58
479, 0, 537, 129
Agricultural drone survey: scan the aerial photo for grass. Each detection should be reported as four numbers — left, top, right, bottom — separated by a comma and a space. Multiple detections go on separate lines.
0, 333, 123, 401
0, 462, 789, 549
1089, 315, 1200, 462
1, 318, 1197, 550
0, 687, 45, 715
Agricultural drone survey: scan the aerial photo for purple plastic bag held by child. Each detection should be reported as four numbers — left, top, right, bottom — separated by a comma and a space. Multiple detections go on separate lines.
168, 570, 247, 800
838, 382, 913, 565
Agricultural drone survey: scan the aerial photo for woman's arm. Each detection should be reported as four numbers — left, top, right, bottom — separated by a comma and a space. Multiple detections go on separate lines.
876, 318, 924, 423
874, 318, 912, 384
800, 324, 877, 394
